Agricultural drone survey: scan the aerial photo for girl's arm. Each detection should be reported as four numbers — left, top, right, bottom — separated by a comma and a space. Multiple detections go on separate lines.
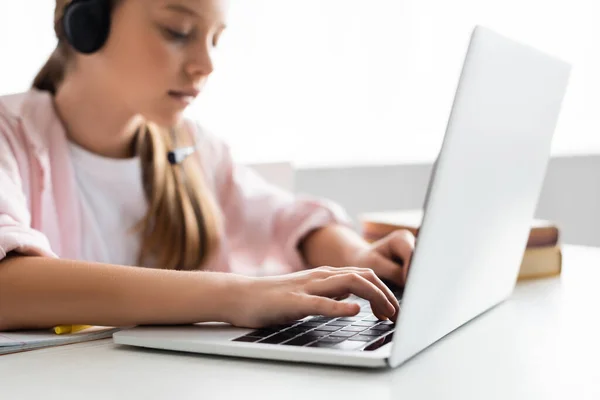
0, 255, 236, 331
299, 224, 370, 268
0, 254, 399, 331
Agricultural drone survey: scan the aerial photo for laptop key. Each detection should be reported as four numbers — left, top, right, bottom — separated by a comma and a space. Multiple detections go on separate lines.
352, 321, 380, 327
348, 334, 380, 342
269, 321, 302, 330
285, 327, 310, 335
314, 325, 341, 332
283, 336, 317, 347
297, 322, 324, 328
303, 330, 330, 339
233, 336, 261, 343
308, 338, 345, 348
259, 332, 297, 344
328, 331, 357, 338
321, 337, 345, 344
337, 317, 362, 322
326, 320, 352, 327
360, 329, 386, 337
251, 329, 278, 337
310, 316, 335, 323
370, 324, 394, 332
342, 326, 367, 332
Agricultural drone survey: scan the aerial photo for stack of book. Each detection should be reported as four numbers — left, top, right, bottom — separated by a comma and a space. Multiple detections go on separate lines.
359, 209, 561, 281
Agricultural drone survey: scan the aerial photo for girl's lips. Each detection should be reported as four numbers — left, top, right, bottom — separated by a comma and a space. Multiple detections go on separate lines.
168, 89, 200, 105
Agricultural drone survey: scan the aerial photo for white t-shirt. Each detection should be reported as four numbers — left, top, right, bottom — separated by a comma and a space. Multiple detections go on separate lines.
68, 141, 148, 266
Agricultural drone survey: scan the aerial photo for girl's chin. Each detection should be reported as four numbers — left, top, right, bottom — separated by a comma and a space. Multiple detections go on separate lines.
142, 110, 185, 128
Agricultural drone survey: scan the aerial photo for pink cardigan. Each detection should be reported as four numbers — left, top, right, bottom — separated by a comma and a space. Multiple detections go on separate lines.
0, 89, 350, 273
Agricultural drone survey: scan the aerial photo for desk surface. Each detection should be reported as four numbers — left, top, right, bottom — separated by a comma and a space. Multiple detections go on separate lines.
1, 245, 599, 400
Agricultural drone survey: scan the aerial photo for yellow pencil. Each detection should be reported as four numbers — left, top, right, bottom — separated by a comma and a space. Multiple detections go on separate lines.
53, 325, 93, 335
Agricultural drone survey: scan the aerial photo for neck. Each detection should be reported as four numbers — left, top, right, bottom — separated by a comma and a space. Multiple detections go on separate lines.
53, 75, 144, 159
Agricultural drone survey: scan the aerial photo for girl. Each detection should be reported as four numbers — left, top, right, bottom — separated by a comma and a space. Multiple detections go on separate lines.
0, 0, 415, 332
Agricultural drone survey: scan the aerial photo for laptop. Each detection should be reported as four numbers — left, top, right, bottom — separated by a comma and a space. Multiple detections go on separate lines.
112, 26, 571, 369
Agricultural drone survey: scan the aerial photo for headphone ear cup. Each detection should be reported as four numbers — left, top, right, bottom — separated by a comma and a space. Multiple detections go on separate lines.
62, 0, 110, 54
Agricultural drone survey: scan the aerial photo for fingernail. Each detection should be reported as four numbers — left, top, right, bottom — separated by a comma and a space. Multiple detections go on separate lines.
387, 301, 396, 315
375, 313, 388, 321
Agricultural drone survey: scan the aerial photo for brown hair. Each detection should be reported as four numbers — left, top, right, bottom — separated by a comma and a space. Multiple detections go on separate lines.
33, 0, 221, 270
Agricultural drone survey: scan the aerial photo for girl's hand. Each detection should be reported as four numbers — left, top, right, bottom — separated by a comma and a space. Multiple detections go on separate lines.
226, 266, 400, 329
350, 230, 415, 288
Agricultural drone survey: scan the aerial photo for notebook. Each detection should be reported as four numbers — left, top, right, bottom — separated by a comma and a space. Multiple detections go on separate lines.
0, 326, 120, 355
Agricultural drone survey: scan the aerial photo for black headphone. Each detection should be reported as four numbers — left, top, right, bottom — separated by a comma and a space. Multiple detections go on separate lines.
62, 0, 111, 54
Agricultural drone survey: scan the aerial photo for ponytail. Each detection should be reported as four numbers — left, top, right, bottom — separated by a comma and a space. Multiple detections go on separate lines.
134, 124, 222, 270
32, 45, 67, 95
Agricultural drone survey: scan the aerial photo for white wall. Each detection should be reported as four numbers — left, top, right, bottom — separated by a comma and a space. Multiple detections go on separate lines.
294, 155, 600, 247
1, 1, 598, 167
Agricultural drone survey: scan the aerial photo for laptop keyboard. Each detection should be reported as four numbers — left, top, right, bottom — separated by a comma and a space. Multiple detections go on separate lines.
233, 283, 403, 351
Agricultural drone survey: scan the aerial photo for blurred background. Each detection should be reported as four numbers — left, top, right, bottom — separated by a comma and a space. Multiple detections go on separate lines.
1, 0, 599, 245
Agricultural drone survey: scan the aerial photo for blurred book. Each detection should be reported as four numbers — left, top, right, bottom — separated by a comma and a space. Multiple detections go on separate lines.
0, 326, 120, 355
359, 209, 561, 281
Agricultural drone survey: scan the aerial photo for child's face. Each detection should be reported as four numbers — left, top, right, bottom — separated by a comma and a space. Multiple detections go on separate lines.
83, 0, 227, 126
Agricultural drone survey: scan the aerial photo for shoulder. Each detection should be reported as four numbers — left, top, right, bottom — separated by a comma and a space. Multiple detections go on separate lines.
0, 89, 53, 123
0, 89, 61, 152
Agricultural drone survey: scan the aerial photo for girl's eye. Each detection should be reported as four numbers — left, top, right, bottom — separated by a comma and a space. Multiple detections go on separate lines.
163, 27, 191, 42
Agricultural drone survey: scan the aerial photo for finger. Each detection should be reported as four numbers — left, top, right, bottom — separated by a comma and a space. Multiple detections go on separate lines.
355, 268, 400, 319
323, 266, 400, 318
377, 232, 415, 286
306, 273, 396, 320
390, 241, 414, 286
368, 252, 406, 287
306, 267, 399, 319
303, 291, 388, 322
387, 230, 415, 268
299, 295, 361, 318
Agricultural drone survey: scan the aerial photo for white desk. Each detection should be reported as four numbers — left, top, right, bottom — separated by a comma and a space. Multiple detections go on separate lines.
1, 245, 599, 400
